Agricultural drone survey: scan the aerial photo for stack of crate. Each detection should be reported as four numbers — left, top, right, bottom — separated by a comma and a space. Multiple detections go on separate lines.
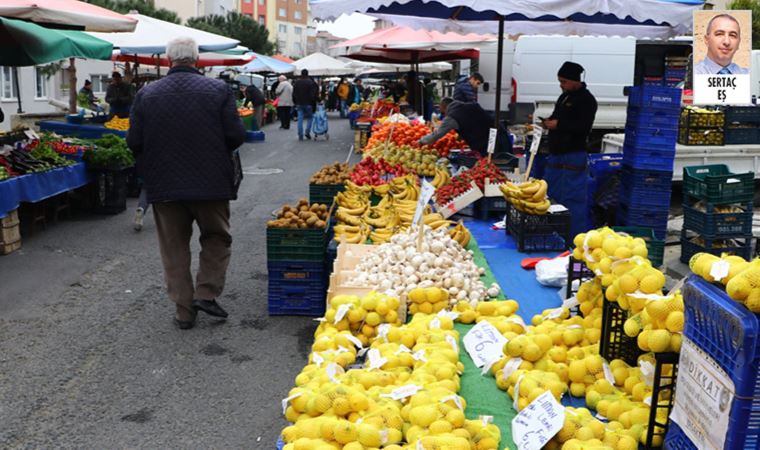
1, 209, 21, 255
663, 56, 688, 87
678, 106, 725, 146
617, 85, 681, 242
680, 164, 755, 263
266, 225, 329, 316
724, 106, 760, 145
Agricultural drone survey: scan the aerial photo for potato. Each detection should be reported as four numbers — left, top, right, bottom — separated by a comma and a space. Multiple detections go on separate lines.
314, 220, 326, 229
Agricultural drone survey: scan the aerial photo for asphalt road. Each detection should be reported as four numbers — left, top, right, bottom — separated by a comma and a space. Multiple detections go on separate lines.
0, 112, 357, 449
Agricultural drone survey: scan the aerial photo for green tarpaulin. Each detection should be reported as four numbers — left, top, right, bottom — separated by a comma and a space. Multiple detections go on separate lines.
0, 16, 113, 66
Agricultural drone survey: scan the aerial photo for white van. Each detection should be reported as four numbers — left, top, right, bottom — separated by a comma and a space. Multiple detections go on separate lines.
479, 36, 635, 128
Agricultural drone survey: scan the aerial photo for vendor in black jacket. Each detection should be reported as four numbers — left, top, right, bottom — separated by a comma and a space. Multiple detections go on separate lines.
419, 97, 512, 157
541, 61, 597, 237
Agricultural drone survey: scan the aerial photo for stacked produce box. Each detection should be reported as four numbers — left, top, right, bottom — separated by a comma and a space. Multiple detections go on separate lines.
723, 105, 760, 145
678, 106, 725, 146
680, 164, 754, 263
663, 56, 688, 88
266, 199, 331, 316
618, 85, 681, 242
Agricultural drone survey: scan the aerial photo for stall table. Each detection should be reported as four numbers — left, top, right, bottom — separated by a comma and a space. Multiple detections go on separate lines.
0, 163, 91, 219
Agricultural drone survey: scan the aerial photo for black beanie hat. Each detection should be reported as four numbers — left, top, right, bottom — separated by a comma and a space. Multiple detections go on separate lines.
558, 61, 584, 82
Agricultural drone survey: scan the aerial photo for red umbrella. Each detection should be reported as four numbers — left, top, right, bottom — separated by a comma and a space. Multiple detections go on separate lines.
0, 0, 137, 32
332, 25, 493, 55
344, 47, 479, 64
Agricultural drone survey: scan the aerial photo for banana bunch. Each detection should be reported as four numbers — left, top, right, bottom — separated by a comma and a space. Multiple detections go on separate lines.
692, 200, 744, 214
334, 176, 450, 244
499, 179, 550, 214
448, 221, 471, 247
431, 165, 451, 188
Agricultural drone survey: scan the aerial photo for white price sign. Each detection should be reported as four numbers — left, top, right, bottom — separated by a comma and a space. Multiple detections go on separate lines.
487, 127, 498, 154
670, 337, 735, 450
412, 179, 436, 226
529, 125, 544, 155
694, 74, 751, 105
463, 320, 507, 368
512, 391, 565, 450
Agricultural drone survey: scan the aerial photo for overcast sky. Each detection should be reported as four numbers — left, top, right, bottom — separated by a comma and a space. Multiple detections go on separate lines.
315, 13, 376, 39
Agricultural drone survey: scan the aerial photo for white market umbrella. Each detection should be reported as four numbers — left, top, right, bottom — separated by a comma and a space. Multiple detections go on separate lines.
88, 13, 239, 55
0, 0, 137, 32
293, 52, 352, 76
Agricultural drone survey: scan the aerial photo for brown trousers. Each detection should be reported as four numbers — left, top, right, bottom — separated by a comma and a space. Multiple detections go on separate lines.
153, 201, 232, 320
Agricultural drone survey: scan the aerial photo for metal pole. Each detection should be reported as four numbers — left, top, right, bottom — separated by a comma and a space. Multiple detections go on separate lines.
13, 67, 22, 113
494, 15, 505, 129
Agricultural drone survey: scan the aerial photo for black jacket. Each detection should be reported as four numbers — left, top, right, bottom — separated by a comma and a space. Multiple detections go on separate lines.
292, 76, 318, 106
126, 66, 246, 203
244, 84, 265, 107
547, 83, 597, 154
445, 101, 511, 155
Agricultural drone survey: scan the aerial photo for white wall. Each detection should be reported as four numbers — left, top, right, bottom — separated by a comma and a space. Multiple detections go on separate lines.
276, 21, 308, 58
0, 59, 116, 132
204, 0, 236, 16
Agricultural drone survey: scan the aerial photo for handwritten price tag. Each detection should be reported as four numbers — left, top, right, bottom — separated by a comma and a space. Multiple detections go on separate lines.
463, 321, 507, 368
412, 179, 436, 226
512, 391, 565, 450
487, 127, 498, 154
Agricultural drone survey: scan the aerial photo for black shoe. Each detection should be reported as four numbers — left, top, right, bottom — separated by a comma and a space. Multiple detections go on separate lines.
306, 134, 312, 140
192, 299, 228, 318
174, 318, 195, 330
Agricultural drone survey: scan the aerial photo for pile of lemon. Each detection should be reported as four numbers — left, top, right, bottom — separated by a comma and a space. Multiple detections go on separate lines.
408, 287, 450, 315
690, 252, 760, 312
280, 296, 502, 450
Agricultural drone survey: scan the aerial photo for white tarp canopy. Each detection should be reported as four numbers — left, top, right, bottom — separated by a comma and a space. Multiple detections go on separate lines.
88, 13, 239, 54
293, 52, 352, 76
0, 0, 137, 32
310, 0, 703, 39
362, 61, 452, 74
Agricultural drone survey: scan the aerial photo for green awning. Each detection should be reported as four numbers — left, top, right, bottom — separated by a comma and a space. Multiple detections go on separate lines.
0, 16, 113, 66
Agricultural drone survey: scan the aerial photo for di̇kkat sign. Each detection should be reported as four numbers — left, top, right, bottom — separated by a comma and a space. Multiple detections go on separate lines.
693, 10, 752, 105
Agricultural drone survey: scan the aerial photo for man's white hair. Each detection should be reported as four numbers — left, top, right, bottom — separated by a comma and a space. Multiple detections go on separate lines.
167, 37, 199, 65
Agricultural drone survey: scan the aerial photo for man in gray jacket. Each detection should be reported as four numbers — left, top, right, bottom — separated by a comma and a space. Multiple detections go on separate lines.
127, 37, 246, 330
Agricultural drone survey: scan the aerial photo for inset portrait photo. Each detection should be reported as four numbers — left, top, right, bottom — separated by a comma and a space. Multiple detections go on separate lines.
693, 10, 752, 105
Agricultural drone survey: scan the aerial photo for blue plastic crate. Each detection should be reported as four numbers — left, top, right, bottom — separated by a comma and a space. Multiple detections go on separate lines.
267, 261, 326, 283
588, 153, 623, 180
620, 179, 671, 208
624, 125, 678, 150
617, 201, 669, 238
622, 145, 676, 172
664, 67, 687, 79
664, 421, 696, 450
678, 277, 760, 449
626, 107, 680, 130
268, 282, 326, 316
628, 85, 683, 111
682, 202, 753, 238
245, 130, 265, 142
621, 165, 673, 191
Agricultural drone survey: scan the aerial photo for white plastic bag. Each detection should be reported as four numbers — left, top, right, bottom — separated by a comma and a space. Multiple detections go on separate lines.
535, 255, 569, 287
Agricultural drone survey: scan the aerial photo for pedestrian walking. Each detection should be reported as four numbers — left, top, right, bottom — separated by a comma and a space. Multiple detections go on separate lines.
243, 83, 266, 129
292, 69, 319, 141
453, 72, 483, 104
133, 186, 149, 231
337, 78, 350, 118
126, 37, 246, 330
275, 75, 293, 130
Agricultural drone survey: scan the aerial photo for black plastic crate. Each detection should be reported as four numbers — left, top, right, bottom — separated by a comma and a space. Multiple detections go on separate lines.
683, 164, 754, 205
680, 107, 725, 129
612, 226, 665, 267
600, 299, 644, 366
644, 352, 680, 450
90, 168, 128, 214
267, 227, 327, 262
505, 202, 570, 253
679, 230, 753, 264
308, 183, 345, 206
678, 126, 724, 146
724, 127, 760, 145
725, 106, 760, 125
682, 201, 753, 238
565, 257, 595, 301
475, 197, 508, 220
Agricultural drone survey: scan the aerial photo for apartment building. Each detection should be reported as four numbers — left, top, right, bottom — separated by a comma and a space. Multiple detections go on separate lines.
152, 0, 237, 23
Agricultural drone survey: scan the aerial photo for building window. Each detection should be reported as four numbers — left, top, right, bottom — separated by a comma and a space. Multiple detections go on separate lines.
259, 15, 265, 25
294, 26, 302, 35
294, 10, 302, 20
35, 68, 47, 99
278, 24, 287, 33
1, 67, 18, 100
278, 7, 286, 17
90, 74, 110, 94
244, 0, 251, 3
294, 42, 302, 54
258, 0, 264, 4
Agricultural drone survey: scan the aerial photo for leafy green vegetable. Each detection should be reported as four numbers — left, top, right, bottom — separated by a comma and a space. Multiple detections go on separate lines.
84, 135, 134, 169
